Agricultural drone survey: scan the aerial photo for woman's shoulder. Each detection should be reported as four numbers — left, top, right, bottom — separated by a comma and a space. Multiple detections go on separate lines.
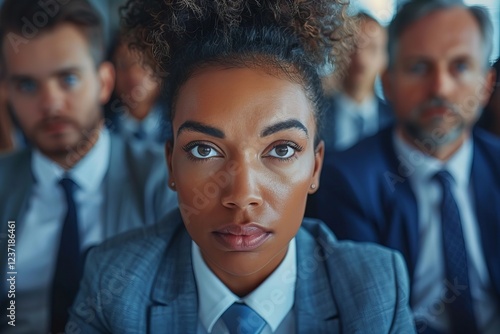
86, 210, 186, 271
299, 217, 408, 281
298, 218, 413, 331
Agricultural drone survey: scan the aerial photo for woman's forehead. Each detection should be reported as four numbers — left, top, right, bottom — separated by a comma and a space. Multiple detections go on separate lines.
172, 66, 315, 134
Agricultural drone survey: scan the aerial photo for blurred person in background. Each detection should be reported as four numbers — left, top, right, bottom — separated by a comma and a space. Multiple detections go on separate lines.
309, 0, 500, 333
320, 12, 393, 152
105, 34, 170, 147
0, 0, 177, 332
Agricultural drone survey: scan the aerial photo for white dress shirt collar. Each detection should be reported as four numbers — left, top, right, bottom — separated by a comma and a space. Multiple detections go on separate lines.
393, 131, 473, 187
32, 128, 111, 192
192, 238, 297, 333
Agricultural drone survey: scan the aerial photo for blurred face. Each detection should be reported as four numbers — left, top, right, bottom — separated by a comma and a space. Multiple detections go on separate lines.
345, 19, 387, 89
383, 8, 494, 152
113, 43, 160, 120
167, 66, 323, 294
3, 23, 114, 166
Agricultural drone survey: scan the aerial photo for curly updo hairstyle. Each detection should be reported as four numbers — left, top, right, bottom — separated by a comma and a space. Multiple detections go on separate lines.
122, 0, 353, 144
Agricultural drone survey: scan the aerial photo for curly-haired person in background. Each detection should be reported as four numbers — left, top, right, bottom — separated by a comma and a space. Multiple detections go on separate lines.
67, 1, 417, 333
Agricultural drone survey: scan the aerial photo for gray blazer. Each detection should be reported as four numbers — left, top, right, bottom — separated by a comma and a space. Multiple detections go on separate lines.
68, 209, 416, 334
0, 135, 177, 296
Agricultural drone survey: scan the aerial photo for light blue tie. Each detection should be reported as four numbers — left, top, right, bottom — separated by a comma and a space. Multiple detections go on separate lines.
221, 303, 266, 334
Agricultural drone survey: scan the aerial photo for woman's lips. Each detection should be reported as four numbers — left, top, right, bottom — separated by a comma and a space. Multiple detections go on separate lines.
213, 224, 271, 251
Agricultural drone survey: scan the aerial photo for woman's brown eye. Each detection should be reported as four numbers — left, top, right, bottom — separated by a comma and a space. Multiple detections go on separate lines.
197, 146, 212, 157
268, 144, 296, 159
275, 145, 289, 157
187, 144, 220, 159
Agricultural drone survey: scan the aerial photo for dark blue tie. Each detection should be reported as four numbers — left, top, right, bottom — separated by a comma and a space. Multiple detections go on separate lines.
435, 171, 479, 334
221, 303, 266, 334
133, 124, 146, 140
50, 177, 83, 333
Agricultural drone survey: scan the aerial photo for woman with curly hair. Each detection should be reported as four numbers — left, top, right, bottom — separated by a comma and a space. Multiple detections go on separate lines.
67, 1, 416, 333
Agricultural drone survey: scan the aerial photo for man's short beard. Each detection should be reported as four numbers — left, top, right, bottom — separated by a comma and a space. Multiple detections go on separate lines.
35, 113, 103, 168
403, 97, 465, 150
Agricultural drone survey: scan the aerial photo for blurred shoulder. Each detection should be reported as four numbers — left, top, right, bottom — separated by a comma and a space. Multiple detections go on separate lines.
473, 127, 500, 164
114, 133, 166, 163
300, 217, 406, 277
109, 133, 168, 178
86, 209, 184, 268
323, 126, 394, 170
0, 147, 31, 170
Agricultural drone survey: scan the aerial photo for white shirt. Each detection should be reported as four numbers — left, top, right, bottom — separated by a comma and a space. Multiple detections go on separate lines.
332, 93, 379, 151
193, 239, 297, 334
393, 133, 500, 334
4, 129, 110, 333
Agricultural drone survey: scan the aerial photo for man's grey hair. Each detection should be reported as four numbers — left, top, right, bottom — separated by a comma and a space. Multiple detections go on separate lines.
387, 0, 493, 70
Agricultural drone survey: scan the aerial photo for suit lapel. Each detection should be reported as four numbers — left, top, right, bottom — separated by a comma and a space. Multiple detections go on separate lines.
294, 229, 340, 334
471, 136, 500, 298
381, 129, 420, 285
103, 135, 143, 237
377, 98, 394, 129
148, 223, 198, 333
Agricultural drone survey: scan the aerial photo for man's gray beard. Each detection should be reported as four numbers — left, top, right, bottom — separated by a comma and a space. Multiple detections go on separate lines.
403, 97, 465, 150
404, 118, 464, 150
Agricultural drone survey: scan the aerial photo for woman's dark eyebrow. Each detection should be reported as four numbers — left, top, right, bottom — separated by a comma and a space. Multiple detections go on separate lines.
261, 119, 309, 138
177, 121, 225, 138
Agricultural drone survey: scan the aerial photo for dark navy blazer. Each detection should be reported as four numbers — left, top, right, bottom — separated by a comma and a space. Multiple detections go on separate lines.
307, 126, 500, 305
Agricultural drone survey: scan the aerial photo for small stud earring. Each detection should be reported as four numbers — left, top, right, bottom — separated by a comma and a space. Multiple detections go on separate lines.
310, 184, 316, 189
170, 182, 175, 187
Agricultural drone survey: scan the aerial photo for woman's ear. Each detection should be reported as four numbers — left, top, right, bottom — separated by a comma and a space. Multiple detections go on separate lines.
309, 140, 324, 194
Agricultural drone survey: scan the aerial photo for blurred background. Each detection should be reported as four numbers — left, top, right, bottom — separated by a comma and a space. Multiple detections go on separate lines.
354, 0, 499, 63
351, 0, 500, 98
0, 0, 497, 63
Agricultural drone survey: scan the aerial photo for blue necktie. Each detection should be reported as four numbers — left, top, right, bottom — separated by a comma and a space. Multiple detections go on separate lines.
435, 171, 479, 334
133, 124, 146, 140
221, 303, 266, 334
50, 177, 83, 333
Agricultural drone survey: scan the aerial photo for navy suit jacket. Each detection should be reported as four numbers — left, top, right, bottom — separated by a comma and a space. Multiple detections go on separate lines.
307, 127, 500, 305
67, 209, 416, 333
